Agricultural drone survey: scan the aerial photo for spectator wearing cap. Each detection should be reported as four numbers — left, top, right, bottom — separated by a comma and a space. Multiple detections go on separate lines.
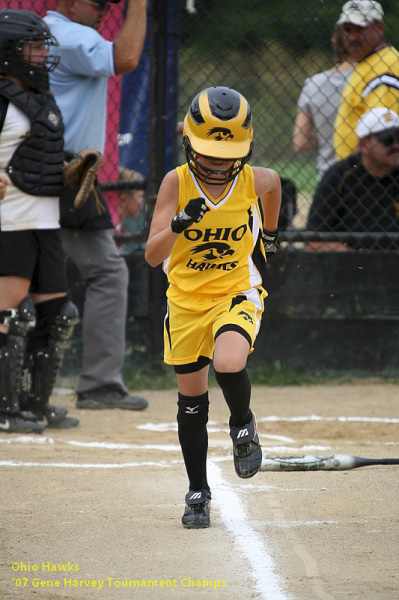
293, 28, 357, 179
308, 107, 399, 251
44, 0, 149, 411
334, 1, 399, 160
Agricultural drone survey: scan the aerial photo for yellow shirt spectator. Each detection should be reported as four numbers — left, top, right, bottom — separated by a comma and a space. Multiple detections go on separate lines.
334, 45, 399, 159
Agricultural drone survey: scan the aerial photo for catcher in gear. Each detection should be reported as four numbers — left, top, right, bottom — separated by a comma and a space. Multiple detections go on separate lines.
146, 86, 281, 528
0, 9, 79, 433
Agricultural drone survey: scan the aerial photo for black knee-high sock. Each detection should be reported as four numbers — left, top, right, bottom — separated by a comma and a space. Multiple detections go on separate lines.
214, 368, 252, 428
177, 392, 210, 492
25, 297, 67, 353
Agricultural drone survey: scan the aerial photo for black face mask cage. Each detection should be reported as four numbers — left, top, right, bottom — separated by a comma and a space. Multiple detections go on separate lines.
183, 136, 253, 185
16, 35, 60, 74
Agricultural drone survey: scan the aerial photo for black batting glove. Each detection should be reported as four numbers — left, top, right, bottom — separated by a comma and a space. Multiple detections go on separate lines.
261, 228, 279, 253
171, 197, 209, 234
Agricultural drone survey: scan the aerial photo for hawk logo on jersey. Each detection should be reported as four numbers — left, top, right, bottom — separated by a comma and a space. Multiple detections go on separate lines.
184, 224, 246, 272
238, 310, 253, 324
191, 242, 235, 261
206, 127, 234, 141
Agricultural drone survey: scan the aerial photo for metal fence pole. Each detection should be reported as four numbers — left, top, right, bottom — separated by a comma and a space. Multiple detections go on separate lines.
146, 0, 179, 361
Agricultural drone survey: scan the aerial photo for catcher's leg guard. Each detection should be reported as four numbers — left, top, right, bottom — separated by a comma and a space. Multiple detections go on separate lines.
0, 297, 35, 414
0, 298, 44, 433
23, 299, 79, 419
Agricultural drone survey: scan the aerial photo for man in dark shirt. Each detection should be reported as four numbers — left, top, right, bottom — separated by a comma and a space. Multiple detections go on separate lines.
307, 107, 399, 250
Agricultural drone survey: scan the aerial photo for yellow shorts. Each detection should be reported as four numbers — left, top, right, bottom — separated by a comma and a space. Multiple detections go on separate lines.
164, 286, 267, 366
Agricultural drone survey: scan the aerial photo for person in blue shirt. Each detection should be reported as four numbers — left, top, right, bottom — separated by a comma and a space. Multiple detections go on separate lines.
44, 0, 148, 411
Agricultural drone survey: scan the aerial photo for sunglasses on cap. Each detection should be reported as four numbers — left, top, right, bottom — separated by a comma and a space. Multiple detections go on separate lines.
80, 0, 110, 11
372, 129, 399, 147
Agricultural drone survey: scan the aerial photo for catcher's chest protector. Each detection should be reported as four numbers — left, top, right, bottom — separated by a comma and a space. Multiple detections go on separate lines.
0, 79, 64, 196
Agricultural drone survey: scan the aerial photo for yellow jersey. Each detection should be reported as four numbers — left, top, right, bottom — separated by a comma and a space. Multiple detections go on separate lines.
334, 45, 399, 159
164, 163, 264, 296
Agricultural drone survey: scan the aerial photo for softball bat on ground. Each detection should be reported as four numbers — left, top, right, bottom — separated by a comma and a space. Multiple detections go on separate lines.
260, 454, 399, 471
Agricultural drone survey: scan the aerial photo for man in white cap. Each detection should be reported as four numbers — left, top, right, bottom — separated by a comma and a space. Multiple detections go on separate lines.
308, 107, 399, 251
334, 1, 399, 160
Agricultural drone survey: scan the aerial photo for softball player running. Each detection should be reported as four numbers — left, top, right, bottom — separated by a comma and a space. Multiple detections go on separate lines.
146, 86, 281, 528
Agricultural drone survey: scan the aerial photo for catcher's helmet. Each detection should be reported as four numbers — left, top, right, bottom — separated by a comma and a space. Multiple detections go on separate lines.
183, 86, 253, 184
0, 9, 59, 92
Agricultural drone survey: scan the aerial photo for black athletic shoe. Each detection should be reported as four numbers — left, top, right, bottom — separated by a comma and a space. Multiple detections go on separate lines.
182, 489, 211, 529
47, 415, 80, 429
76, 385, 148, 411
34, 406, 80, 429
230, 411, 262, 479
0, 413, 44, 434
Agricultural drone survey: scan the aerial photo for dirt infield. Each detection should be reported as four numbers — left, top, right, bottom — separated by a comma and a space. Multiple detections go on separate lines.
1, 383, 398, 600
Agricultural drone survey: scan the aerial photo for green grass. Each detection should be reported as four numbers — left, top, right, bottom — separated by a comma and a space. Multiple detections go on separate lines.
123, 361, 177, 390
265, 157, 318, 197
122, 359, 399, 390
247, 360, 330, 385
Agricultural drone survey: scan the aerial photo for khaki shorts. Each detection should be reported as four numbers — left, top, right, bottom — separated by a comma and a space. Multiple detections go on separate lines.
164, 286, 267, 366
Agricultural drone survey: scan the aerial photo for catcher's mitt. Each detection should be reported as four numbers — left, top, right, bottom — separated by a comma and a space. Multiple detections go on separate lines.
63, 148, 103, 209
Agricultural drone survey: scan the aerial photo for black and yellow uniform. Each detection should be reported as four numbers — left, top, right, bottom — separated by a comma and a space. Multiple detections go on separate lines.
334, 45, 399, 159
147, 87, 280, 522
163, 163, 267, 366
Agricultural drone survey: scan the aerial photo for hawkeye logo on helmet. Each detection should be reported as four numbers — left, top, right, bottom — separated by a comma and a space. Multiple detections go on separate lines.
206, 127, 234, 141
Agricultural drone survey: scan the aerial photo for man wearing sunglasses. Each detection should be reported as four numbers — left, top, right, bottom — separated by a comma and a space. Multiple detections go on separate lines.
43, 0, 149, 411
308, 107, 399, 251
334, 1, 399, 160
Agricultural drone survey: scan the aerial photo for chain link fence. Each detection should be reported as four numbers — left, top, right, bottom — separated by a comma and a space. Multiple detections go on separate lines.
4, 0, 399, 375
5, 0, 399, 252
177, 0, 399, 252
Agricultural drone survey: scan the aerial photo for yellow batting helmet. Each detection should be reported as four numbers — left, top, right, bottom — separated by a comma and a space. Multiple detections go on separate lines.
183, 86, 254, 184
